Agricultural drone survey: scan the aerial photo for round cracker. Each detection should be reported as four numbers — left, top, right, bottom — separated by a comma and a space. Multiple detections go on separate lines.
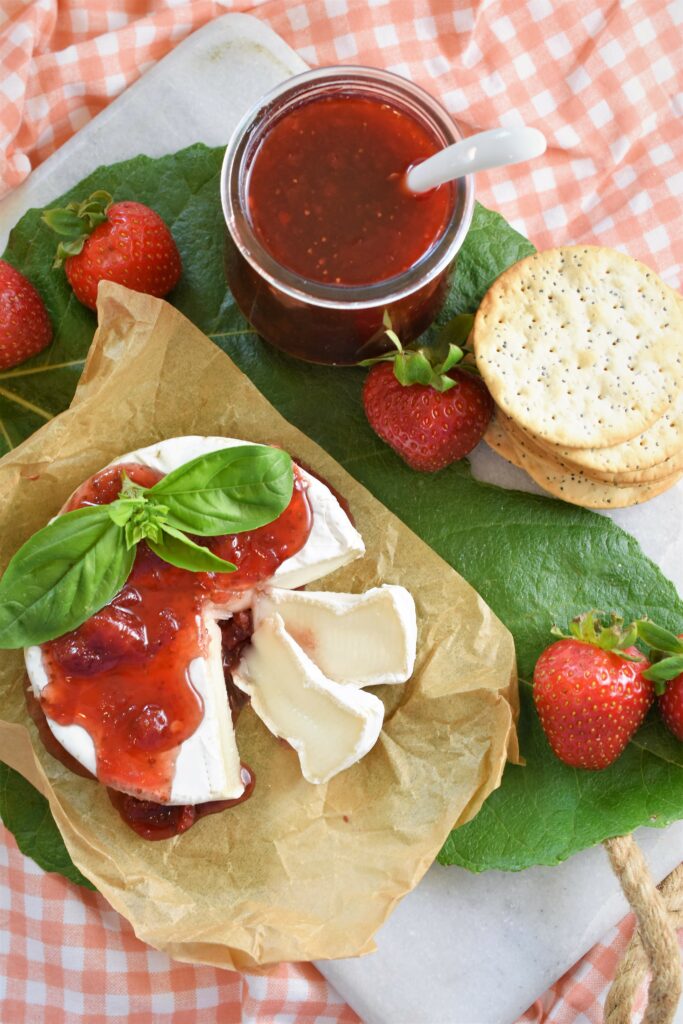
473, 246, 683, 448
508, 296, 683, 475
485, 414, 682, 509
498, 409, 683, 485
608, 449, 683, 485
503, 397, 682, 475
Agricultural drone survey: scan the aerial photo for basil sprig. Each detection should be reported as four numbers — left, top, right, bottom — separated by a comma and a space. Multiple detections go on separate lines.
0, 445, 293, 649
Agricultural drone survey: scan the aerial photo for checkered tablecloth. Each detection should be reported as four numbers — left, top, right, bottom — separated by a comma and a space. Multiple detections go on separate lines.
1, 2, 682, 1022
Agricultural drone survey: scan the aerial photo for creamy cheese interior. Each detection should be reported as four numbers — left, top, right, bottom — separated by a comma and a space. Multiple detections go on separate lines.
254, 585, 417, 686
233, 614, 386, 784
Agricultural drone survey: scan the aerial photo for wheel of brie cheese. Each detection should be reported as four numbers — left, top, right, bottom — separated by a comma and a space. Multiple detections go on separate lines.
24, 437, 417, 839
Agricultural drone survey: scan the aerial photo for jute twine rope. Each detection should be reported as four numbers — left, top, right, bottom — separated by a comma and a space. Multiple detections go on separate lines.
603, 835, 682, 1024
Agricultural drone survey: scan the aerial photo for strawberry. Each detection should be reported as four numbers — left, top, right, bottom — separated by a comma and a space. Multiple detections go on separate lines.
533, 612, 653, 770
361, 314, 493, 472
0, 260, 52, 370
43, 191, 181, 310
659, 676, 683, 740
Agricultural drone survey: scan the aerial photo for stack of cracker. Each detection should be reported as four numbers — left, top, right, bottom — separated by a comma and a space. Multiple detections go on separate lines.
473, 246, 683, 508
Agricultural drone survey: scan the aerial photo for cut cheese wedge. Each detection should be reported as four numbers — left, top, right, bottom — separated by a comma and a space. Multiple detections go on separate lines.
233, 614, 385, 784
254, 585, 417, 685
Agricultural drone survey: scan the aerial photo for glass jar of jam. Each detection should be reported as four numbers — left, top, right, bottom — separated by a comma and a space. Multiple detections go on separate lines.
221, 66, 474, 365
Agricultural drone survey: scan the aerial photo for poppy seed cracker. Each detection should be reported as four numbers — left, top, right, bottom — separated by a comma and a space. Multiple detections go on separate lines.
473, 247, 683, 448
498, 408, 683, 485
485, 414, 682, 509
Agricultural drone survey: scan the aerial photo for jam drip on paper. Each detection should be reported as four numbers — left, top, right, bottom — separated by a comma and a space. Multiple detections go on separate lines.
38, 459, 312, 836
107, 765, 256, 842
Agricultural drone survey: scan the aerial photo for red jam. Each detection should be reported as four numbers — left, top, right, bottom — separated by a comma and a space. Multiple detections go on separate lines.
248, 94, 453, 285
64, 462, 163, 510
39, 459, 312, 826
225, 88, 458, 364
108, 766, 255, 842
220, 610, 254, 722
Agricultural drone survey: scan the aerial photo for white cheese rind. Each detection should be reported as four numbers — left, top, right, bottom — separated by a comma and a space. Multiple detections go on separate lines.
253, 585, 417, 686
25, 645, 98, 774
169, 614, 245, 804
233, 614, 385, 784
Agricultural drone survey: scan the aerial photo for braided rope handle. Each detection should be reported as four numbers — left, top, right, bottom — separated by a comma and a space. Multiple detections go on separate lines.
604, 835, 683, 1024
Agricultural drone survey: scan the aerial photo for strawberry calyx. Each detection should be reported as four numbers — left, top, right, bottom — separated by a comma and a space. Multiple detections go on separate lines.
549, 613, 683, 695
42, 190, 113, 268
550, 610, 641, 660
637, 621, 683, 695
359, 311, 474, 394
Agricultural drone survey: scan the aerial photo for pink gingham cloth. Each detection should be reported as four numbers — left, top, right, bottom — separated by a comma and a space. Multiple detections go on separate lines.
3, 830, 682, 1024
1, 1, 682, 1021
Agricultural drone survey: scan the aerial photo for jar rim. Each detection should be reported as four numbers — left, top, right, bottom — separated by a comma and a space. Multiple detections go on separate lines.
220, 65, 475, 311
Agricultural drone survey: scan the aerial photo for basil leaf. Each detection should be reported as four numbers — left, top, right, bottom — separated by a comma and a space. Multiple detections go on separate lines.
107, 497, 139, 527
148, 445, 293, 536
147, 525, 236, 573
0, 506, 134, 648
638, 621, 683, 655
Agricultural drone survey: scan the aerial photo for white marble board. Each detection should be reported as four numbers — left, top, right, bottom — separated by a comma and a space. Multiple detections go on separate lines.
0, 14, 681, 1024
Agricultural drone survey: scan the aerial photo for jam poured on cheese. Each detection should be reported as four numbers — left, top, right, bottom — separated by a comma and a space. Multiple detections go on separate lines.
39, 458, 312, 831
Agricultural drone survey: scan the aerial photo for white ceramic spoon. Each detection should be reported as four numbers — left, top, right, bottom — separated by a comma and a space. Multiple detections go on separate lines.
405, 126, 547, 193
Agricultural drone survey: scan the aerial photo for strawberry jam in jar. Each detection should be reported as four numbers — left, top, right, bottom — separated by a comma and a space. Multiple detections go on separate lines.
221, 67, 474, 365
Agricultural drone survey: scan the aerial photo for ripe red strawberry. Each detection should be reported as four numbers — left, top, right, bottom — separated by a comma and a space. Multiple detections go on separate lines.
363, 364, 493, 471
533, 612, 653, 770
43, 191, 181, 310
361, 319, 493, 472
659, 675, 683, 740
0, 260, 52, 370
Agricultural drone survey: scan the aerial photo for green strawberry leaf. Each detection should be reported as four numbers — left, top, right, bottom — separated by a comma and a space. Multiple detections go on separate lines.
643, 655, 683, 686
40, 208, 84, 238
434, 342, 466, 376
551, 610, 643, 659
1, 144, 682, 882
393, 350, 436, 387
638, 621, 683, 655
42, 189, 112, 267
0, 762, 94, 888
433, 313, 474, 352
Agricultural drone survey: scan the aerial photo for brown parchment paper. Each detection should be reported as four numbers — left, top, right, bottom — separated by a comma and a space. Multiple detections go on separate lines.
0, 283, 518, 969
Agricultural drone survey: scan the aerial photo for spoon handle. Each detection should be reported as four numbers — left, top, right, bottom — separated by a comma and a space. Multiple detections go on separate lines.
406, 126, 547, 194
